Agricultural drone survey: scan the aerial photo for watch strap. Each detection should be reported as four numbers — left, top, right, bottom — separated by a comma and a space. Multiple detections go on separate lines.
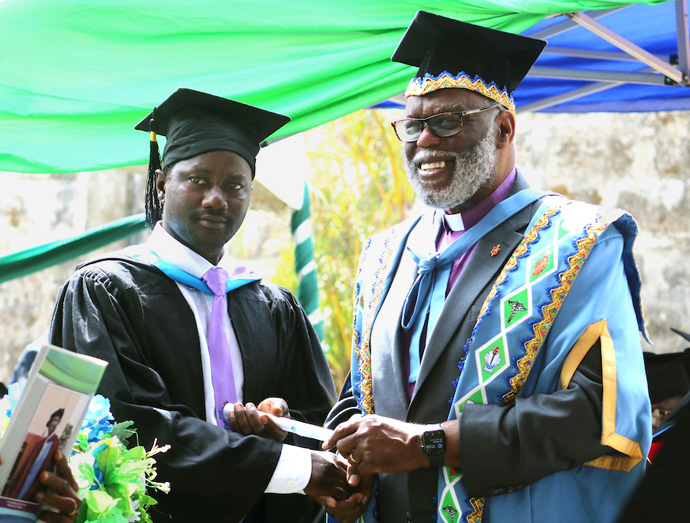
422, 423, 446, 468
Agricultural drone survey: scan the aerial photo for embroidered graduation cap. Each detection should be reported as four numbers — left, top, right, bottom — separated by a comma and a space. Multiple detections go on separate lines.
392, 11, 546, 114
643, 350, 690, 404
135, 88, 290, 228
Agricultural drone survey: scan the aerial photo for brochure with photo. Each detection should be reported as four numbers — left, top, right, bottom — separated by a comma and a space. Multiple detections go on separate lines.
0, 344, 107, 520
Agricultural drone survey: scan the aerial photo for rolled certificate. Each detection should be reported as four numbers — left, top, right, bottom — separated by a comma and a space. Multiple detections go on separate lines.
222, 404, 334, 442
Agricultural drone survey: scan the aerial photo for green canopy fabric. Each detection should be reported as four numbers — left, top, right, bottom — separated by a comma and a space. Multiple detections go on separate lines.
0, 0, 671, 174
0, 213, 147, 284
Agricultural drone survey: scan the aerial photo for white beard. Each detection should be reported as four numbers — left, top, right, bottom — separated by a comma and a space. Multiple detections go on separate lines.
404, 128, 498, 210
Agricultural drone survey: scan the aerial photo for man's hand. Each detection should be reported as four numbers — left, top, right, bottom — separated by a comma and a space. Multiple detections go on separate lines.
227, 397, 289, 441
322, 472, 375, 523
304, 451, 353, 509
322, 414, 429, 477
34, 451, 82, 522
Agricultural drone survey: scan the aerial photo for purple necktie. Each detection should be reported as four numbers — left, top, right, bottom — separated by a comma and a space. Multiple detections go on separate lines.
202, 266, 238, 430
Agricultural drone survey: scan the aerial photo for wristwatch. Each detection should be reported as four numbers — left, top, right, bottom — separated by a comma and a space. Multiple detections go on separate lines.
422, 424, 446, 468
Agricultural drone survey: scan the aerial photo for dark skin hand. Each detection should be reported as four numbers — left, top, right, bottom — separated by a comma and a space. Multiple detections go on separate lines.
305, 451, 356, 509
34, 451, 81, 522
320, 471, 374, 523
227, 397, 289, 441
323, 415, 459, 483
228, 398, 354, 505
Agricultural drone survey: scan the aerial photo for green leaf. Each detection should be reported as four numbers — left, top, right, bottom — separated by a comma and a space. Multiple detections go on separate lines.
110, 421, 137, 443
121, 445, 145, 461
96, 444, 121, 475
85, 489, 117, 515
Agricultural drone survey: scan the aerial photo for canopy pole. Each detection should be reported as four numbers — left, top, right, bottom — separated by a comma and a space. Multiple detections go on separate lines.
518, 82, 623, 113
291, 183, 325, 342
676, 0, 690, 79
543, 46, 669, 63
565, 11, 686, 85
529, 66, 669, 85
525, 8, 621, 39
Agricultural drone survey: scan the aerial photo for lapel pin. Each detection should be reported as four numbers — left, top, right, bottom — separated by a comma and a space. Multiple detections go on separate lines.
490, 245, 501, 257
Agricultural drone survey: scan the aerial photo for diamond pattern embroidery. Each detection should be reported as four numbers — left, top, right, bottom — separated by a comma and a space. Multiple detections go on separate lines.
477, 335, 509, 383
442, 207, 578, 522
502, 288, 530, 330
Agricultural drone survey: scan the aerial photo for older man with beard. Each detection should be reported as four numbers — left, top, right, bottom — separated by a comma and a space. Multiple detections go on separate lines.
322, 11, 651, 523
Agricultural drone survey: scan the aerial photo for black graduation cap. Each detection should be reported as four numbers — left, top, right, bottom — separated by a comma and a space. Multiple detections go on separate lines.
135, 88, 290, 228
135, 88, 290, 173
392, 11, 546, 113
643, 351, 690, 404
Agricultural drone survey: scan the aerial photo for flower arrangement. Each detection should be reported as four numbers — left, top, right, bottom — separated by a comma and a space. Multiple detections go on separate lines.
0, 382, 170, 523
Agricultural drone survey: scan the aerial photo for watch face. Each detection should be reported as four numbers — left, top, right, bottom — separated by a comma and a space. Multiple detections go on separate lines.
423, 429, 445, 455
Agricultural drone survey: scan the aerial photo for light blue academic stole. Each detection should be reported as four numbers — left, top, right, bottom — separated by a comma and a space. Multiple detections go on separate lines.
346, 197, 649, 523
124, 245, 261, 294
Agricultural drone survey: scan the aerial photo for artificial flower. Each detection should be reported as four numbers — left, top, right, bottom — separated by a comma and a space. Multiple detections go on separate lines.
0, 384, 169, 523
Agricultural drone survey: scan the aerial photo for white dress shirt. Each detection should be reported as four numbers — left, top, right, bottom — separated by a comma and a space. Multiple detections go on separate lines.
144, 224, 311, 494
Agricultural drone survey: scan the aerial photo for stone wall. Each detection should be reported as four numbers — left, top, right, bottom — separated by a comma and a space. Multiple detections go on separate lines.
0, 168, 146, 383
0, 110, 688, 384
515, 111, 690, 353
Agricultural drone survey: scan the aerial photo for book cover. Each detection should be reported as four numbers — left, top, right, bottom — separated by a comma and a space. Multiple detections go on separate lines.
0, 344, 107, 519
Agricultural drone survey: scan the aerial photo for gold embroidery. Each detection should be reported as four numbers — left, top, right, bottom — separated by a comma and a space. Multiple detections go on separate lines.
504, 220, 609, 405
479, 207, 558, 320
355, 233, 399, 414
466, 497, 485, 523
406, 72, 516, 115
456, 206, 559, 523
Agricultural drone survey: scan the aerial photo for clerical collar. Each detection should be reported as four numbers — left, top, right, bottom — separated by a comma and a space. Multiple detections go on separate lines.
441, 168, 518, 232
443, 212, 465, 232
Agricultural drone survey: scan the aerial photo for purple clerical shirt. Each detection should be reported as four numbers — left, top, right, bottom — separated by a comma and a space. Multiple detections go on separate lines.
403, 169, 518, 398
437, 168, 518, 291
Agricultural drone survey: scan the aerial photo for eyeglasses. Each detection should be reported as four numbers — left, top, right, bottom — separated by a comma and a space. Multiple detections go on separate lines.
391, 105, 498, 143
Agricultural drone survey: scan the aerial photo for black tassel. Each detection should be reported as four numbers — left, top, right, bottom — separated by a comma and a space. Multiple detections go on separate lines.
144, 114, 163, 229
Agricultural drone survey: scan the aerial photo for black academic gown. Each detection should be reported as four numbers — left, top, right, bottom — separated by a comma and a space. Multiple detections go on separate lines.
618, 392, 690, 521
50, 254, 336, 523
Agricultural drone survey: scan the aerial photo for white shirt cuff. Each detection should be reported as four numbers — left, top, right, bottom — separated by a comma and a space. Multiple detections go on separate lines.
264, 444, 311, 494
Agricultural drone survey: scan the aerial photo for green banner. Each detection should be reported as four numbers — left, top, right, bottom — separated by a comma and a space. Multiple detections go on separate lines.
0, 0, 671, 174
0, 213, 146, 284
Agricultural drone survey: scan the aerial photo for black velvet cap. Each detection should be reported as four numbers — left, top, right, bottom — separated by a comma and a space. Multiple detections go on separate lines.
644, 351, 690, 404
392, 11, 546, 111
135, 88, 290, 174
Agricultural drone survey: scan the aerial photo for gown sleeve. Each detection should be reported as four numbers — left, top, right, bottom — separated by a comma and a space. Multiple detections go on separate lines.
49, 260, 334, 522
459, 227, 649, 496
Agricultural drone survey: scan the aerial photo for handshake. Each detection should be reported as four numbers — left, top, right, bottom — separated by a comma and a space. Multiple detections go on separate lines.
226, 398, 438, 523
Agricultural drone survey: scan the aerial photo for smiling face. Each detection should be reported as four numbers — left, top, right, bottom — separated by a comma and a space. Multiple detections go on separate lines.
157, 150, 253, 264
402, 88, 515, 213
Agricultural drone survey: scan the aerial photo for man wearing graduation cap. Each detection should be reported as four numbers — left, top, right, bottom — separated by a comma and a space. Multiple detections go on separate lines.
49, 88, 349, 522
323, 11, 651, 523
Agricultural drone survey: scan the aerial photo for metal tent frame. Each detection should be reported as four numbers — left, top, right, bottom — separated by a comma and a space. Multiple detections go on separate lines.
521, 0, 689, 111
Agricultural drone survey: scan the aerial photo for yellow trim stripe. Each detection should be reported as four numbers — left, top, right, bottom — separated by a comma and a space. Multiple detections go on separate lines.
561, 320, 643, 472
560, 321, 603, 389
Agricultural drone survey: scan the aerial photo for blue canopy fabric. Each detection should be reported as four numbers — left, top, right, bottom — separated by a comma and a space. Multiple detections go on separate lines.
377, 1, 690, 113
518, 1, 690, 112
